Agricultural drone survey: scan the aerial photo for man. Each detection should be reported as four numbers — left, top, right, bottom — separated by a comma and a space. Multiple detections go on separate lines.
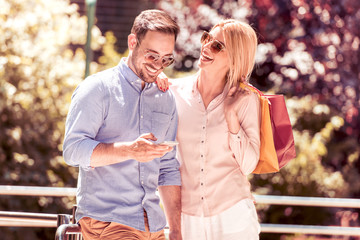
63, 9, 181, 240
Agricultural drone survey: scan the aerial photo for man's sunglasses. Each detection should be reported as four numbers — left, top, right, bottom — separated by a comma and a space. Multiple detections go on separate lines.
200, 31, 226, 54
144, 52, 175, 68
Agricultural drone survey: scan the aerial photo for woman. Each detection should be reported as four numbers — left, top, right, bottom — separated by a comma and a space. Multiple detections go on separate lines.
159, 19, 261, 239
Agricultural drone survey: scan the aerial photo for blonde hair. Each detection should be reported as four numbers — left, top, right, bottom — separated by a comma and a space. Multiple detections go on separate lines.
211, 19, 258, 88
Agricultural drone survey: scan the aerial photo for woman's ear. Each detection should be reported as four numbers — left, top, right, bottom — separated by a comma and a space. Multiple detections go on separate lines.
128, 34, 137, 50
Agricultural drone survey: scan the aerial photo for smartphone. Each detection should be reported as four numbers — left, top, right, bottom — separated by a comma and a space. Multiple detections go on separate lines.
160, 141, 179, 147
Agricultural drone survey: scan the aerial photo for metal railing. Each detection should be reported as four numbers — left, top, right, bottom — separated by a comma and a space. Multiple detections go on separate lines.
0, 185, 77, 197
55, 211, 82, 240
1, 185, 360, 237
0, 211, 58, 227
55, 223, 82, 240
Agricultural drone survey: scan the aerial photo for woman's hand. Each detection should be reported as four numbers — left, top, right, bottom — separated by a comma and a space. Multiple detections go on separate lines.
224, 86, 249, 134
156, 72, 171, 92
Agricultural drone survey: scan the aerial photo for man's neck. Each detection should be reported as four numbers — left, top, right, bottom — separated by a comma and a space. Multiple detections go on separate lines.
141, 81, 145, 90
125, 56, 146, 90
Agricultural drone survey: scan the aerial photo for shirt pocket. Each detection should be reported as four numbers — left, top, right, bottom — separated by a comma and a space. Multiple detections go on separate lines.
151, 112, 171, 142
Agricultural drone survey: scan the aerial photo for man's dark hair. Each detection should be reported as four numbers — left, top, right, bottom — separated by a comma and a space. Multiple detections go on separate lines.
131, 9, 180, 44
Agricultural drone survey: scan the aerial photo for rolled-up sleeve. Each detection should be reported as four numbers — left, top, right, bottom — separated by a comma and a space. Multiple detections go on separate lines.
158, 106, 181, 186
228, 92, 261, 175
63, 77, 105, 167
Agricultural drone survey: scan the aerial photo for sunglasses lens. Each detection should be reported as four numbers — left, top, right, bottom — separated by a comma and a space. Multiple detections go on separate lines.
145, 53, 174, 67
211, 42, 224, 53
201, 32, 210, 44
201, 31, 225, 54
145, 53, 158, 62
162, 57, 174, 67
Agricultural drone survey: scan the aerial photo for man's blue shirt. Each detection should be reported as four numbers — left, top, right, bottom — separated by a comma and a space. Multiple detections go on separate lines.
63, 58, 181, 232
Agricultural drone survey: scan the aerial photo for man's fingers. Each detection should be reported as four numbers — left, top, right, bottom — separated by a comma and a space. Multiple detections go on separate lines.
149, 145, 173, 153
148, 145, 173, 155
156, 146, 173, 152
139, 133, 157, 141
133, 133, 175, 162
139, 148, 173, 162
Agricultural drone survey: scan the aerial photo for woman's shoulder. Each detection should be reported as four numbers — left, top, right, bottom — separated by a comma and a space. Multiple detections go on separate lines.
170, 74, 195, 85
169, 74, 197, 91
241, 90, 261, 108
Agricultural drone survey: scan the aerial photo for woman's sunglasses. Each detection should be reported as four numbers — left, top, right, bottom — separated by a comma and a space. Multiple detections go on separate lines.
200, 31, 226, 54
144, 52, 175, 68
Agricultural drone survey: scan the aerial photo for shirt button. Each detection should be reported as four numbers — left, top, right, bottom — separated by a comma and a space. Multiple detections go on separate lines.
142, 201, 145, 205
141, 181, 144, 185
140, 115, 143, 119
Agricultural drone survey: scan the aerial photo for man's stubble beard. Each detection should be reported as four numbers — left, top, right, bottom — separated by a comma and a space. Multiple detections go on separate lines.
130, 47, 158, 84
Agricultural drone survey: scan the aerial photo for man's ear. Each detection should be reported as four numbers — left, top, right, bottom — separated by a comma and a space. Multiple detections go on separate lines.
128, 34, 137, 50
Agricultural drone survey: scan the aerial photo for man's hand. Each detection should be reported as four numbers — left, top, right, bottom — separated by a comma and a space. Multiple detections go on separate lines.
126, 133, 173, 162
90, 133, 173, 167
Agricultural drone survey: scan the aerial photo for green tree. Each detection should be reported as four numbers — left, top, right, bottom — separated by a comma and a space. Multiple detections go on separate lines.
0, 0, 103, 239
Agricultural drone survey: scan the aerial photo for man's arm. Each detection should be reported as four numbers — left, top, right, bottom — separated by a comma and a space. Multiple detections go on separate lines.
63, 77, 172, 168
90, 133, 172, 167
158, 185, 182, 240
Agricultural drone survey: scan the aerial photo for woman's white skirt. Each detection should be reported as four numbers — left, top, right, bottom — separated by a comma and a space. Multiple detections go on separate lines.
181, 198, 260, 240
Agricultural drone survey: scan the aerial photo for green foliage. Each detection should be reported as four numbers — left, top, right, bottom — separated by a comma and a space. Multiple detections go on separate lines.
0, 0, 104, 239
97, 31, 128, 70
1, 0, 359, 239
244, 2, 360, 203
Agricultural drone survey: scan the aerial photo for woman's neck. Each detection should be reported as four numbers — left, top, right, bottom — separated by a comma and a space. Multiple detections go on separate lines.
197, 70, 226, 109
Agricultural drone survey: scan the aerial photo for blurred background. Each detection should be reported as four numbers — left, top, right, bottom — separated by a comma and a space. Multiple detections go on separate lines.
0, 0, 359, 239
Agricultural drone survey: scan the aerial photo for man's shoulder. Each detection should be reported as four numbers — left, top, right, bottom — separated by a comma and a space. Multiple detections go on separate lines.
73, 67, 121, 100
83, 65, 121, 86
93, 65, 120, 80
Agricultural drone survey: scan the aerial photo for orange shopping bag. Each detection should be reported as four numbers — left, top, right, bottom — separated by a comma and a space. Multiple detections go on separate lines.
252, 92, 279, 174
241, 83, 296, 174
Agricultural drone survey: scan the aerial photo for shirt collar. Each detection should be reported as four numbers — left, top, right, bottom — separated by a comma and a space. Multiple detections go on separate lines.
192, 73, 231, 110
118, 57, 146, 91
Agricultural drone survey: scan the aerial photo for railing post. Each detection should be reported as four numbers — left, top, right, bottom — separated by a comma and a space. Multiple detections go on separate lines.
57, 214, 70, 227
72, 205, 77, 224
84, 0, 97, 78
55, 223, 82, 240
